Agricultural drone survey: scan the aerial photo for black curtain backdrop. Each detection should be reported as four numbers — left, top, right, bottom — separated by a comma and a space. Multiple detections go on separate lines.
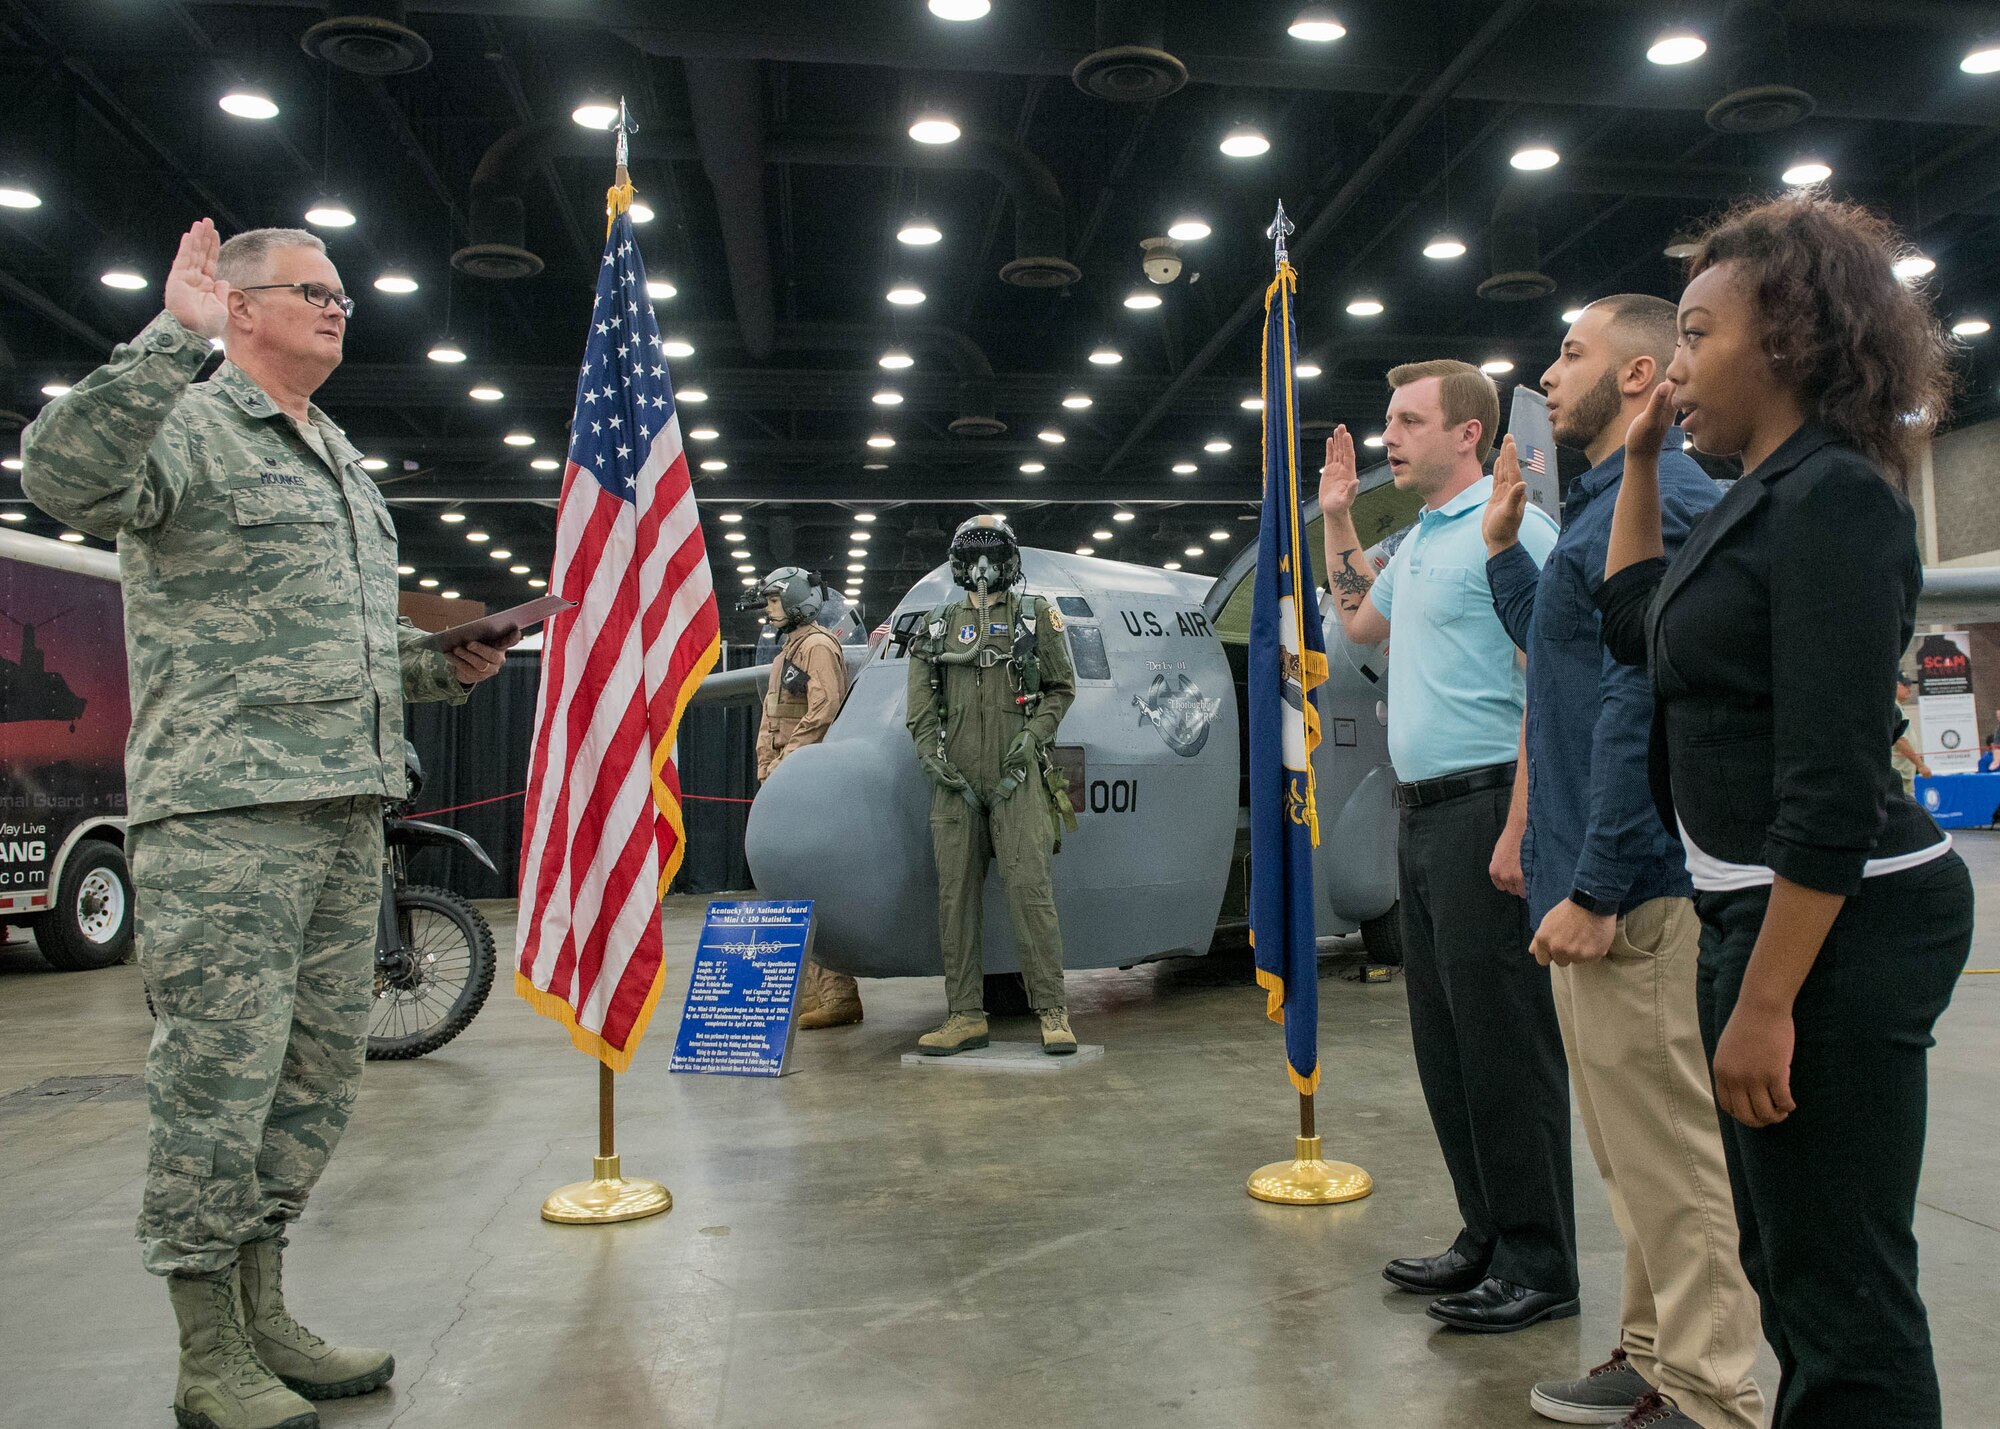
402, 645, 761, 900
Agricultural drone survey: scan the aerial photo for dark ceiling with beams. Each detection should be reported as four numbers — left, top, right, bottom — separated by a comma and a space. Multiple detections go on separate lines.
5, 0, 2000, 642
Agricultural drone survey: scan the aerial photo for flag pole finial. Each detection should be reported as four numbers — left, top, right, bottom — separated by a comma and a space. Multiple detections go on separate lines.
1266, 201, 1295, 269
613, 96, 637, 179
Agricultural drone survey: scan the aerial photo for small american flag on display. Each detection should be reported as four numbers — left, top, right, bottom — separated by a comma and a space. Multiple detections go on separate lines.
514, 176, 721, 1071
1521, 443, 1548, 475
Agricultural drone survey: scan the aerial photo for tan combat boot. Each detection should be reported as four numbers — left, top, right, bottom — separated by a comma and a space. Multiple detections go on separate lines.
794, 961, 824, 1021
916, 1011, 989, 1056
239, 1238, 394, 1401
797, 964, 864, 1030
166, 1271, 319, 1429
1038, 1007, 1078, 1056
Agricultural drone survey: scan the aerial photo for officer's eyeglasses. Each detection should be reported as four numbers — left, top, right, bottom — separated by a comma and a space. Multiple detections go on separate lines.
237, 282, 356, 319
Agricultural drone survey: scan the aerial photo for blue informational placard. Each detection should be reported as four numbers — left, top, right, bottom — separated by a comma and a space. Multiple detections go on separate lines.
669, 901, 814, 1078
1916, 773, 2000, 830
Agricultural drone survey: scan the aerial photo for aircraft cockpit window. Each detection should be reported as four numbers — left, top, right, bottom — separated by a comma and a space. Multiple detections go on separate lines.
1056, 596, 1094, 619
1064, 623, 1111, 682
887, 609, 925, 659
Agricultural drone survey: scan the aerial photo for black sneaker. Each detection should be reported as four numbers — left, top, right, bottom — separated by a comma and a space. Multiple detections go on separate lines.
1529, 1347, 1653, 1424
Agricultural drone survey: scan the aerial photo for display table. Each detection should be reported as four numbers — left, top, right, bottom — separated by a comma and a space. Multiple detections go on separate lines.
1915, 773, 2000, 829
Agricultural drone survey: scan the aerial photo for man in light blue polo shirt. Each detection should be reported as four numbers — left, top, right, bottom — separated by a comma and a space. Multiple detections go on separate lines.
1319, 359, 1577, 1339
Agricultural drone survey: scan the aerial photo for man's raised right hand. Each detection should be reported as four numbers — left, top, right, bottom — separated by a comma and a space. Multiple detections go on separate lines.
1483, 435, 1530, 554
1318, 425, 1359, 519
164, 218, 231, 340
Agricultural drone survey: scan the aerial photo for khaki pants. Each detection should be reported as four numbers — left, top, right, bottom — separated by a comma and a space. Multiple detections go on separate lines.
1551, 897, 1764, 1429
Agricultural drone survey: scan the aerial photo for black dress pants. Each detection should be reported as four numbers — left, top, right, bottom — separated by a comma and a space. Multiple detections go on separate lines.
1398, 784, 1578, 1295
1696, 851, 1973, 1429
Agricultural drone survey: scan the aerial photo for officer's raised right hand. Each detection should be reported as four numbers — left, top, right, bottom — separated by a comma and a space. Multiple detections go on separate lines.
165, 218, 232, 340
1318, 426, 1359, 519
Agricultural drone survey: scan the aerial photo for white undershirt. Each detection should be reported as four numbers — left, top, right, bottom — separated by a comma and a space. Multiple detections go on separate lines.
1677, 817, 1952, 893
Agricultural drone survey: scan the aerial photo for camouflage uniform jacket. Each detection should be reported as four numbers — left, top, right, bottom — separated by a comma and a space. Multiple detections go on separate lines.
20, 310, 467, 825
755, 623, 848, 782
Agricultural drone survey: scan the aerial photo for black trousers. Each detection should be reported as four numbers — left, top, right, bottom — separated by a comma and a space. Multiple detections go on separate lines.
1398, 784, 1578, 1294
1697, 851, 1973, 1429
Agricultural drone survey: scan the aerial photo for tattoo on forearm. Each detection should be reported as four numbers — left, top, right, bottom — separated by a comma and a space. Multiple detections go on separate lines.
1328, 548, 1372, 610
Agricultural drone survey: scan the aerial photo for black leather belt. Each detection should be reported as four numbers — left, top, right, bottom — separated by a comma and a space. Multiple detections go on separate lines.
1394, 760, 1518, 809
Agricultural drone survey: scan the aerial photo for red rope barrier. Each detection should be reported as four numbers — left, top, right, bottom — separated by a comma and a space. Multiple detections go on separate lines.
418, 787, 755, 817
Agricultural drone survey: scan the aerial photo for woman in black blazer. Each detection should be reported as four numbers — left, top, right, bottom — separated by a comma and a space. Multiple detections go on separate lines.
1597, 194, 1972, 1429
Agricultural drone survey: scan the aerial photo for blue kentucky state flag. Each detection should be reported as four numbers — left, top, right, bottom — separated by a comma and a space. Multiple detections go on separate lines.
1248, 261, 1328, 1096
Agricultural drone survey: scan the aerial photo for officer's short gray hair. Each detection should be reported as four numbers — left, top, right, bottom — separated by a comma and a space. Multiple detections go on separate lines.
216, 228, 327, 287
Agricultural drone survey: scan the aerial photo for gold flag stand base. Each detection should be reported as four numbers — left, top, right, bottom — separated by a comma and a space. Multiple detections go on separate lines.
540, 1061, 673, 1225
1248, 1134, 1373, 1205
541, 1154, 673, 1225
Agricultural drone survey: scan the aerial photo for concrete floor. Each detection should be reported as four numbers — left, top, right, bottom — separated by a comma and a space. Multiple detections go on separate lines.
3, 845, 1998, 1429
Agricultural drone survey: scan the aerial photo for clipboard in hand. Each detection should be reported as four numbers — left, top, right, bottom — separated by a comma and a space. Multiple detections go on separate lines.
416, 595, 576, 653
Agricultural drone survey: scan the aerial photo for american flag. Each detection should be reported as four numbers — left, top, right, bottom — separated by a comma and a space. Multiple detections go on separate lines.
1520, 442, 1549, 475
514, 181, 721, 1071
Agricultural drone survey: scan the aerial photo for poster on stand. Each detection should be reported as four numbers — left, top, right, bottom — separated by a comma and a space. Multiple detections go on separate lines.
1917, 631, 1979, 775
1507, 386, 1561, 523
670, 900, 814, 1078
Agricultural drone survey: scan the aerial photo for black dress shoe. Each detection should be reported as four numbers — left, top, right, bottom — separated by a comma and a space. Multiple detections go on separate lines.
1382, 1246, 1490, 1295
1426, 1276, 1580, 1333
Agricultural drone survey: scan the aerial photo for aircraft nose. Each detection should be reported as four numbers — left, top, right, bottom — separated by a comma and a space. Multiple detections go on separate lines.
743, 737, 939, 978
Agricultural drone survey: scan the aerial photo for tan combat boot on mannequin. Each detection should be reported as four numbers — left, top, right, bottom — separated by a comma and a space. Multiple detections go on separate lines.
797, 963, 864, 1029
916, 1011, 989, 1055
238, 1237, 394, 1401
166, 1271, 319, 1429
1037, 1007, 1077, 1055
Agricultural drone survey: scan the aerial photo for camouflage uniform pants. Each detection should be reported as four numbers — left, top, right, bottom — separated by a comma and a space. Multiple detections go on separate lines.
130, 796, 383, 1276
929, 777, 1066, 1014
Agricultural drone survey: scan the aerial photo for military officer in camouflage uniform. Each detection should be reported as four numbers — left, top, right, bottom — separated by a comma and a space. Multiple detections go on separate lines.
21, 219, 511, 1429
749, 566, 862, 1028
906, 515, 1079, 1056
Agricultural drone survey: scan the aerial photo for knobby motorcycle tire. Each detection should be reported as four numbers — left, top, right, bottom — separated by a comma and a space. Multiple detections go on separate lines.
367, 885, 497, 1061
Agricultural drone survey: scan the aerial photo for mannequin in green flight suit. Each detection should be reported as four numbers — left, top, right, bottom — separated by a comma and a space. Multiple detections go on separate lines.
905, 514, 1080, 1055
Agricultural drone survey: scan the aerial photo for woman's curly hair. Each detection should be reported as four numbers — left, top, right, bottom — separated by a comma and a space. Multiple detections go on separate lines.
1687, 193, 1955, 484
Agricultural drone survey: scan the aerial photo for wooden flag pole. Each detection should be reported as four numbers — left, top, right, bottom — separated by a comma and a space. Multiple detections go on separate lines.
538, 98, 673, 1227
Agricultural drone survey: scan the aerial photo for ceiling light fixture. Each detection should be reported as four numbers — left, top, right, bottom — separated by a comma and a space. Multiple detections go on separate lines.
419, 577, 439, 588
427, 341, 467, 364
1062, 394, 1094, 409
373, 273, 419, 294
100, 270, 147, 290
701, 459, 728, 472
466, 530, 489, 543
1423, 235, 1467, 260
879, 350, 915, 369
724, 531, 747, 543
909, 114, 961, 145
1295, 362, 1322, 379
1167, 217, 1211, 242
897, 218, 943, 245
1204, 440, 1231, 454
1163, 560, 1182, 571
1953, 318, 1991, 337
629, 201, 654, 223
1561, 306, 1586, 323
489, 548, 512, 560
873, 389, 904, 406
848, 547, 867, 558
1020, 461, 1046, 473
1172, 462, 1198, 474
689, 427, 719, 441
677, 387, 709, 403
502, 432, 535, 446
1346, 296, 1384, 316
1184, 545, 1205, 557
855, 512, 877, 522
1038, 429, 1066, 444
663, 338, 694, 357
1220, 125, 1271, 158
646, 278, 676, 301
1963, 43, 2000, 74
1074, 545, 1095, 556
359, 457, 388, 471
719, 512, 743, 523
1510, 144, 1561, 171
528, 578, 547, 589
846, 563, 865, 573
572, 101, 618, 129
1240, 396, 1264, 411
1646, 31, 1707, 65
1112, 510, 1135, 522
1363, 434, 1385, 448
304, 201, 356, 227
886, 285, 926, 306
1123, 290, 1163, 309
0, 185, 42, 209
1288, 7, 1347, 42
218, 88, 280, 120
1209, 529, 1230, 543
1088, 346, 1123, 365
40, 382, 71, 397
1892, 254, 1936, 281
510, 565, 530, 575
1480, 358, 1515, 375
468, 385, 503, 401
440, 590, 461, 600
1782, 159, 1832, 186
929, 0, 991, 18
57, 531, 85, 543
439, 512, 465, 524
1092, 529, 1113, 542
867, 434, 896, 449
531, 457, 561, 470
850, 530, 871, 541
0, 509, 26, 520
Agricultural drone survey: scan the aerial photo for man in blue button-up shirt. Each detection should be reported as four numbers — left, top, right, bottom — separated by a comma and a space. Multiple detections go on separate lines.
1485, 296, 1764, 1429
